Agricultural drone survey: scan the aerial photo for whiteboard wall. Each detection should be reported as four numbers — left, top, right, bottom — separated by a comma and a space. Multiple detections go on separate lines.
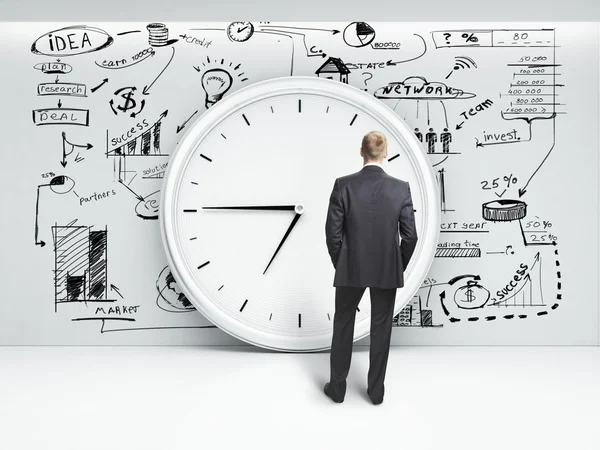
0, 22, 597, 345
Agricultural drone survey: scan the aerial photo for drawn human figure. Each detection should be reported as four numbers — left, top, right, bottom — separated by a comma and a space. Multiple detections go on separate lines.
441, 128, 452, 153
425, 127, 437, 153
414, 128, 423, 142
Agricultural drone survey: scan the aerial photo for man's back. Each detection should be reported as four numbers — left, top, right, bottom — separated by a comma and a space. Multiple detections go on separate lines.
325, 164, 418, 289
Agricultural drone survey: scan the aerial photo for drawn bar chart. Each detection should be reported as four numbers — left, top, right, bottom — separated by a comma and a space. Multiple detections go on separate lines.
52, 223, 111, 309
106, 110, 168, 157
393, 295, 441, 328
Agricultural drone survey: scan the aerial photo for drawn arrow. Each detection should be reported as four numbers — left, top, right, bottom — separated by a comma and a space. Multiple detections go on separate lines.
118, 180, 145, 202
35, 183, 52, 247
63, 132, 93, 151
55, 75, 59, 83
130, 99, 146, 118
110, 284, 124, 299
57, 99, 62, 108
142, 47, 175, 95
456, 121, 464, 130
259, 25, 340, 34
109, 99, 118, 116
448, 274, 481, 285
259, 27, 329, 58
176, 110, 198, 133
440, 101, 449, 128
60, 138, 68, 167
91, 78, 109, 93
518, 115, 556, 197
62, 132, 92, 166
385, 34, 427, 65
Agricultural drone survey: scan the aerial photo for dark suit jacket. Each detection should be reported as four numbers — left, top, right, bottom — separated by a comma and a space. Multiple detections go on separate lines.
325, 164, 418, 289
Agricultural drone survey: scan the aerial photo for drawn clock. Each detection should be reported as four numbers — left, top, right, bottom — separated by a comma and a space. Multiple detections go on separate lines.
160, 76, 439, 352
226, 22, 254, 42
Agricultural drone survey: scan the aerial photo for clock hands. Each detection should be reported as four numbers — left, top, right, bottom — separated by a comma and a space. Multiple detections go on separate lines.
202, 204, 305, 274
202, 205, 296, 211
263, 212, 301, 275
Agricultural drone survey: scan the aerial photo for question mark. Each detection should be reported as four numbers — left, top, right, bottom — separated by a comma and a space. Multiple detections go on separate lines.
443, 32, 451, 44
362, 72, 373, 91
505, 245, 514, 255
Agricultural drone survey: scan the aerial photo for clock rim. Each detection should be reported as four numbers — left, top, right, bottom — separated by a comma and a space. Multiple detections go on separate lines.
160, 76, 440, 352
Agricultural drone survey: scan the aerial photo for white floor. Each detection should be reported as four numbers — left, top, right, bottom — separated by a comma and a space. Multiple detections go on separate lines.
0, 346, 599, 450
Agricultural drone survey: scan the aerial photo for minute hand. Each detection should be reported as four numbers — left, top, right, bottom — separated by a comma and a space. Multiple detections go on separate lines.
202, 205, 296, 211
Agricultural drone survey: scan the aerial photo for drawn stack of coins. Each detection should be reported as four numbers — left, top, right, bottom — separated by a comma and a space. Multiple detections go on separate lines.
147, 23, 169, 47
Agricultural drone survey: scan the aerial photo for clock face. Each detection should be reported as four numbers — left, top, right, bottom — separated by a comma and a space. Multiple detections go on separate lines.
161, 77, 439, 351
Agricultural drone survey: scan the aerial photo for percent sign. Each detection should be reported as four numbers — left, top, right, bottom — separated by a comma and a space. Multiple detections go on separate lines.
503, 174, 517, 188
462, 32, 479, 43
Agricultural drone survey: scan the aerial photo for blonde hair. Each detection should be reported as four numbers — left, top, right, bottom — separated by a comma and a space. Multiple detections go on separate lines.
361, 131, 387, 161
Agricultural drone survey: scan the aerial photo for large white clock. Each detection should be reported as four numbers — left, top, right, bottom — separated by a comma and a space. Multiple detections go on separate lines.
160, 76, 439, 352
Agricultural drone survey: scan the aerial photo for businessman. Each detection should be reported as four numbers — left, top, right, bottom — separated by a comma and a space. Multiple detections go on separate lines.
324, 130, 418, 405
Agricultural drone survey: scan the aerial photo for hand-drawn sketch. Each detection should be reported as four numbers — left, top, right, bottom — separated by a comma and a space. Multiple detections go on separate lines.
194, 57, 247, 108
52, 220, 113, 311
146, 23, 178, 47
35, 175, 75, 247
4, 21, 594, 345
156, 266, 195, 312
446, 55, 477, 79
227, 22, 255, 42
109, 87, 145, 117
61, 132, 93, 167
106, 110, 168, 182
315, 57, 350, 84
31, 25, 114, 57
343, 22, 376, 48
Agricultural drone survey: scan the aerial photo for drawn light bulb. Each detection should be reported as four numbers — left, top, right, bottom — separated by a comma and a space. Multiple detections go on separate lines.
201, 68, 233, 109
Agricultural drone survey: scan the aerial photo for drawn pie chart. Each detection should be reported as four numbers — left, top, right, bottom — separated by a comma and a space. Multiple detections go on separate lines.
343, 22, 376, 48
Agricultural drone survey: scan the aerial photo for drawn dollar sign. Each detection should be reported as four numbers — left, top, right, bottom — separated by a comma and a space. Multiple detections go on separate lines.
117, 89, 137, 112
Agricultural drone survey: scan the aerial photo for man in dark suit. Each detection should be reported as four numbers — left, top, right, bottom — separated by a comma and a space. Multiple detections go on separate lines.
323, 130, 418, 405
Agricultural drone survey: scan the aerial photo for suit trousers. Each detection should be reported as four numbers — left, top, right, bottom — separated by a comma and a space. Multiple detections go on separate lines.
329, 286, 397, 401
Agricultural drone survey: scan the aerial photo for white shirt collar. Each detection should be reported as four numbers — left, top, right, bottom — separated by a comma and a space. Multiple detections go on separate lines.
363, 161, 384, 169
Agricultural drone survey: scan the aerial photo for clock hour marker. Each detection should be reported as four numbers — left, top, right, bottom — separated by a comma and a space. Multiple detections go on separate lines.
191, 181, 198, 185
326, 106, 330, 113
197, 261, 210, 270
221, 133, 227, 139
298, 99, 301, 112
388, 154, 400, 162
242, 113, 250, 126
269, 313, 272, 320
189, 237, 197, 241
183, 209, 197, 213
218, 285, 224, 291
327, 313, 331, 321
356, 306, 360, 312
298, 314, 302, 328
200, 154, 212, 162
349, 113, 358, 126
240, 299, 248, 312
270, 106, 274, 113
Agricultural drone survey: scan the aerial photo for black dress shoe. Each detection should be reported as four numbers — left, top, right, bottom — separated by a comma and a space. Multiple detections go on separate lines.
367, 387, 384, 405
324, 382, 344, 403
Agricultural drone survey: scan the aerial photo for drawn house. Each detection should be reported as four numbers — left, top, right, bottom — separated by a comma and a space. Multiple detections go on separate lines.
315, 57, 350, 84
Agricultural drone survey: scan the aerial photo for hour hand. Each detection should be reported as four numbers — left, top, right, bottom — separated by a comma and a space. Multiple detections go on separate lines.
202, 205, 296, 211
263, 212, 302, 275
